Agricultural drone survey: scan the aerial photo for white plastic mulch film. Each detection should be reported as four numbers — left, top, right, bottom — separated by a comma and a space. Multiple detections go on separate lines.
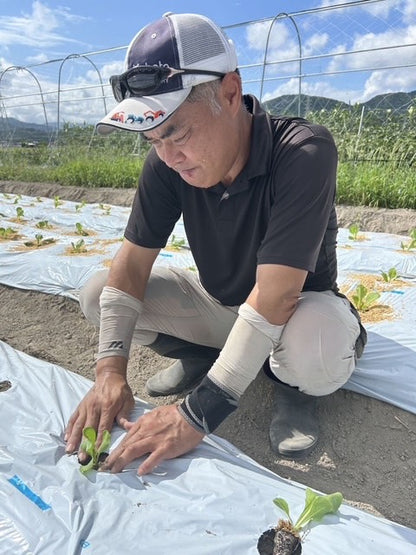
1, 192, 416, 554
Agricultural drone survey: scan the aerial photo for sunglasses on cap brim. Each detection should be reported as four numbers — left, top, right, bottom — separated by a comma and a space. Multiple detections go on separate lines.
109, 65, 226, 101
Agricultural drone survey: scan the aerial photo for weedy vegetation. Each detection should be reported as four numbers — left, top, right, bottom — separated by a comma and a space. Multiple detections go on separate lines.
0, 106, 414, 210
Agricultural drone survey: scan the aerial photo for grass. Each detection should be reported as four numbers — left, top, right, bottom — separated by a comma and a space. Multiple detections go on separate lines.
0, 112, 415, 209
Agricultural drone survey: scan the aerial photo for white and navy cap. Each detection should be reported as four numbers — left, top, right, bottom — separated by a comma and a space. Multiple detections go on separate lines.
96, 12, 238, 134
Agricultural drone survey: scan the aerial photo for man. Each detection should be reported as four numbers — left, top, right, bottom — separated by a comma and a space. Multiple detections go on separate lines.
65, 12, 366, 475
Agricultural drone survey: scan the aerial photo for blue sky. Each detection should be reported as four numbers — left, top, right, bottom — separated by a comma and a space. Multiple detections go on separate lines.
0, 0, 415, 124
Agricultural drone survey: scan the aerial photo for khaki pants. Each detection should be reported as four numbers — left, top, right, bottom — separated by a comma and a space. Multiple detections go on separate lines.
80, 266, 361, 396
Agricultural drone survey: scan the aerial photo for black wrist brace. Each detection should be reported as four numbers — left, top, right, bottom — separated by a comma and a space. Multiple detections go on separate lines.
178, 376, 238, 434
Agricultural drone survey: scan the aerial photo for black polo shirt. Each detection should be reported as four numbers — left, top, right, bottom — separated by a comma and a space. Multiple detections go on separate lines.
124, 95, 339, 306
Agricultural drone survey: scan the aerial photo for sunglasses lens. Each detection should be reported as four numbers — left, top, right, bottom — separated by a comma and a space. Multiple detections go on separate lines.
127, 68, 161, 95
109, 76, 125, 102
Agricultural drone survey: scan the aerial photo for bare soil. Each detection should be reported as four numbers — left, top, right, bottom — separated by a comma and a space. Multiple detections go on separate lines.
1, 181, 416, 530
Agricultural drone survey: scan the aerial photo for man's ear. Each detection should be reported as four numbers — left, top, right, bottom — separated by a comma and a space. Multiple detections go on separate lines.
220, 72, 243, 115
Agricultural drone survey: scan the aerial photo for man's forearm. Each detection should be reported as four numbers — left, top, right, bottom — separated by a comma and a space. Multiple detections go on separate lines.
97, 286, 143, 360
178, 303, 285, 433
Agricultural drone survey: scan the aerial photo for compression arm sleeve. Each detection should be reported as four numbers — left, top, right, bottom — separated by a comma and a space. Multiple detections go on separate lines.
96, 286, 143, 360
178, 303, 285, 433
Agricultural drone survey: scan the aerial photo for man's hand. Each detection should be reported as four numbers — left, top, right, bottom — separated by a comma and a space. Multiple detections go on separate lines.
65, 371, 135, 458
99, 405, 205, 475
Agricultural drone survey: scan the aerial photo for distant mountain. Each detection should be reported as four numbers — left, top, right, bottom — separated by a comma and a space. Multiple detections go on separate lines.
0, 116, 55, 144
263, 90, 416, 117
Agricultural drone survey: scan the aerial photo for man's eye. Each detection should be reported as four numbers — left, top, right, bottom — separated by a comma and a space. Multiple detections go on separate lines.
174, 131, 190, 145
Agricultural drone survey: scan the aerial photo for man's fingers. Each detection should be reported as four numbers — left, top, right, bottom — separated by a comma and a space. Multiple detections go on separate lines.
138, 450, 164, 476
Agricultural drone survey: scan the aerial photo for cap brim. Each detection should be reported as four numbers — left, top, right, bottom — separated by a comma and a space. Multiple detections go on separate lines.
96, 89, 191, 135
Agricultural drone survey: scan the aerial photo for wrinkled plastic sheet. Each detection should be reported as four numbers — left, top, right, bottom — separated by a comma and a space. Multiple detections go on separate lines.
0, 193, 415, 415
1, 341, 416, 554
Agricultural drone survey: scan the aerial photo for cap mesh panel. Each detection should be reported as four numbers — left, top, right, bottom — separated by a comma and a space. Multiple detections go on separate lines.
177, 15, 226, 66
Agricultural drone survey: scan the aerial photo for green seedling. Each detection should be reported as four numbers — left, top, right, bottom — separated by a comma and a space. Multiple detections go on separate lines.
168, 234, 186, 251
271, 489, 343, 554
380, 267, 398, 283
13, 194, 22, 204
348, 223, 360, 240
36, 196, 43, 202
79, 427, 111, 475
2, 193, 11, 199
75, 201, 86, 212
16, 206, 25, 220
54, 195, 63, 208
99, 203, 111, 215
400, 229, 416, 251
24, 233, 56, 248
352, 284, 380, 312
0, 227, 19, 240
70, 238, 87, 253
36, 220, 52, 230
258, 489, 343, 554
75, 222, 89, 236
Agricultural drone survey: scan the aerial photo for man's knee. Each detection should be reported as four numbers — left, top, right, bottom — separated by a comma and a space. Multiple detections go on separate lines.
269, 291, 360, 396
79, 269, 109, 326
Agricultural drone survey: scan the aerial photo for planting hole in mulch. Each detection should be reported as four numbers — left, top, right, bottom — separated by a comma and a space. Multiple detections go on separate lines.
0, 380, 12, 392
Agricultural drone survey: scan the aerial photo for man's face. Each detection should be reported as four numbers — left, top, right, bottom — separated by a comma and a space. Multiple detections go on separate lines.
142, 89, 239, 188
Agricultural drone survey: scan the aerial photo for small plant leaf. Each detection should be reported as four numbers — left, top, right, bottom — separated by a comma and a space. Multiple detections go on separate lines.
80, 427, 97, 459
294, 489, 343, 531
97, 430, 111, 456
273, 497, 292, 522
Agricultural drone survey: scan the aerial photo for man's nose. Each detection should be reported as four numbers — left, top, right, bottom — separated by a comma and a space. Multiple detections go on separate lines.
161, 143, 185, 168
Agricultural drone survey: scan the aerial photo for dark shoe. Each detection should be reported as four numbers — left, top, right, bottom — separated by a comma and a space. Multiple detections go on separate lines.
146, 358, 213, 396
145, 333, 219, 397
265, 362, 318, 458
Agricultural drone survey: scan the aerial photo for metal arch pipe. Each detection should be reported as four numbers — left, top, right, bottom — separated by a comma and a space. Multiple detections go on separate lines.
0, 65, 50, 144
56, 53, 108, 141
258, 12, 303, 117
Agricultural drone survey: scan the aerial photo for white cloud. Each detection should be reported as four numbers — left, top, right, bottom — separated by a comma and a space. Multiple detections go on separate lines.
261, 76, 362, 105
360, 68, 416, 101
0, 1, 87, 49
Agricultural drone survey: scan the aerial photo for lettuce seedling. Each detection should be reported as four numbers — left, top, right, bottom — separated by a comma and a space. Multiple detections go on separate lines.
348, 223, 360, 240
79, 427, 111, 475
380, 267, 398, 283
352, 284, 380, 312
75, 222, 89, 236
71, 238, 87, 253
260, 489, 343, 554
400, 228, 416, 251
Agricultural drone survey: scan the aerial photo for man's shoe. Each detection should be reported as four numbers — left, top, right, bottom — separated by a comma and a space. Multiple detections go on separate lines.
146, 357, 213, 396
268, 374, 319, 458
145, 333, 220, 397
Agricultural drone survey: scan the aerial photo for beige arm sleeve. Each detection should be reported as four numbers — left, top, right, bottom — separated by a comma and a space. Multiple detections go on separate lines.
207, 303, 285, 398
96, 286, 143, 360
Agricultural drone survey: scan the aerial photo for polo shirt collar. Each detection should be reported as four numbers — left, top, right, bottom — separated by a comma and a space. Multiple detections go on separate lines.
209, 95, 273, 195
242, 95, 273, 180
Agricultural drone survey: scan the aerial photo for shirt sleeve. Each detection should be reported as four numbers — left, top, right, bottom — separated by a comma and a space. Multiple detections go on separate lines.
124, 148, 182, 248
257, 129, 338, 273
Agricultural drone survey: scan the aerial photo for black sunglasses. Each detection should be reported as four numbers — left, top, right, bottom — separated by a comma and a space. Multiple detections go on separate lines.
110, 65, 226, 101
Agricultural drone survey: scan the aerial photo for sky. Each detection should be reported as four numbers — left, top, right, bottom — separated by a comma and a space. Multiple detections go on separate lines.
0, 0, 415, 125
